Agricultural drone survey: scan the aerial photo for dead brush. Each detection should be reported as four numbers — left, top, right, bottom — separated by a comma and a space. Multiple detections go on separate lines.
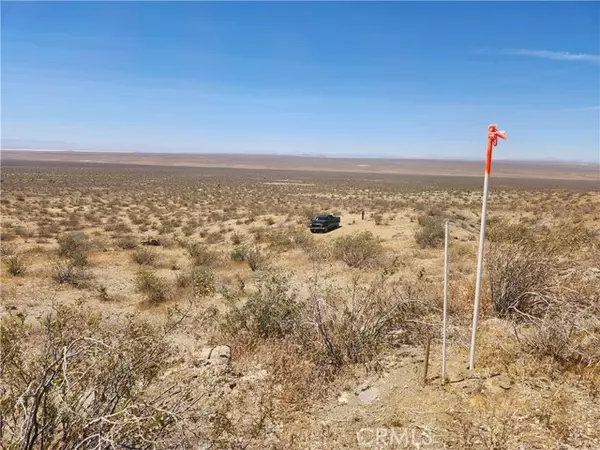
52, 263, 92, 288
513, 295, 600, 371
0, 304, 203, 449
486, 240, 556, 319
5, 253, 28, 276
305, 275, 432, 375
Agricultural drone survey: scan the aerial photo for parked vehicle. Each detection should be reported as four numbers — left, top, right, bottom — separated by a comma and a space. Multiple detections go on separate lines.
309, 214, 341, 233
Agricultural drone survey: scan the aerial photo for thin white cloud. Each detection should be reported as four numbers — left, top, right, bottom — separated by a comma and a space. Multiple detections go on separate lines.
508, 49, 600, 63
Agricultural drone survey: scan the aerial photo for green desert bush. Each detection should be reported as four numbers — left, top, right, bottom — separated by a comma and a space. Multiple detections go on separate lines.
223, 271, 301, 340
222, 271, 431, 377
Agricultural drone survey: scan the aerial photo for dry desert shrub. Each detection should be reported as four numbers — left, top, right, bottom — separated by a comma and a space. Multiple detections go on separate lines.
0, 305, 202, 449
514, 295, 600, 371
265, 228, 309, 252
230, 231, 244, 245
414, 214, 445, 248
52, 263, 92, 288
486, 240, 555, 319
223, 271, 301, 340
132, 246, 158, 266
191, 266, 216, 297
304, 275, 432, 374
222, 271, 431, 377
230, 245, 270, 271
135, 268, 171, 304
0, 242, 17, 257
5, 253, 27, 276
115, 234, 138, 249
186, 241, 220, 267
57, 231, 89, 266
0, 228, 17, 242
332, 231, 383, 268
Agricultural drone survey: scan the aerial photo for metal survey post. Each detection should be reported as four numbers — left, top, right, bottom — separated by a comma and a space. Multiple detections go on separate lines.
468, 124, 506, 371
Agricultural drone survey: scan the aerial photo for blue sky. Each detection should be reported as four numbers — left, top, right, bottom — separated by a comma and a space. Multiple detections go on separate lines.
2, 1, 599, 161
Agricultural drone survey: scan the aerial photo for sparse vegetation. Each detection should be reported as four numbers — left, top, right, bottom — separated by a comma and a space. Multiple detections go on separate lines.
1, 162, 599, 449
244, 246, 270, 271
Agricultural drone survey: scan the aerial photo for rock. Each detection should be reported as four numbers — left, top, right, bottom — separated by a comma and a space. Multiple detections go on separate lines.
461, 379, 483, 396
210, 345, 231, 364
355, 381, 371, 395
194, 345, 231, 367
358, 387, 379, 404
337, 392, 350, 405
240, 369, 268, 383
497, 374, 512, 390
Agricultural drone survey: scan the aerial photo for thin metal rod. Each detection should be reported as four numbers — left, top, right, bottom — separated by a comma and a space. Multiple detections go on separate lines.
442, 220, 449, 383
423, 336, 432, 384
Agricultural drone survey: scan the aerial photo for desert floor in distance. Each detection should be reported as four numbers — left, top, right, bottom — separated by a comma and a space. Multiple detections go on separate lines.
1, 157, 599, 449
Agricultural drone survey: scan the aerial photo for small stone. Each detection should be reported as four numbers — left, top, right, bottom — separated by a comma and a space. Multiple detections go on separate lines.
358, 387, 379, 404
194, 345, 231, 367
337, 392, 350, 405
209, 345, 231, 365
497, 374, 512, 390
355, 381, 370, 395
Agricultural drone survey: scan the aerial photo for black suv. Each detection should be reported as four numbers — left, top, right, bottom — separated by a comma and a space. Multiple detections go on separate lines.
309, 214, 341, 233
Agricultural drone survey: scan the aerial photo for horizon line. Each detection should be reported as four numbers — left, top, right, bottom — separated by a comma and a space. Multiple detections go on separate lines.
1, 148, 598, 165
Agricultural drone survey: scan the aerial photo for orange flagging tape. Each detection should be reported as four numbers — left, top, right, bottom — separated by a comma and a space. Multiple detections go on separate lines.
488, 124, 507, 148
485, 124, 507, 174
